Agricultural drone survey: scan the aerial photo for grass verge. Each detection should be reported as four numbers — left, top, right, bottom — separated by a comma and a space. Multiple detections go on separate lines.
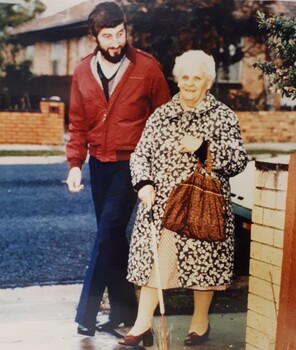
0, 150, 65, 157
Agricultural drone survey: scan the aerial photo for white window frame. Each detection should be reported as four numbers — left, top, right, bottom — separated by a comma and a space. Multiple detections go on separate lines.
51, 41, 63, 75
216, 40, 243, 84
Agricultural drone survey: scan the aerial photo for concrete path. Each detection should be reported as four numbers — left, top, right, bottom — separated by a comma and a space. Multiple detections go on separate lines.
0, 284, 246, 350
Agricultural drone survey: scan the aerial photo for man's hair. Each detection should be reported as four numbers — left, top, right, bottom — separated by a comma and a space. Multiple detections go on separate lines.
88, 1, 126, 37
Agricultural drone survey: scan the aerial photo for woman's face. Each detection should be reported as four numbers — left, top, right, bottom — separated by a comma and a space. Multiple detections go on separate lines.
177, 65, 211, 109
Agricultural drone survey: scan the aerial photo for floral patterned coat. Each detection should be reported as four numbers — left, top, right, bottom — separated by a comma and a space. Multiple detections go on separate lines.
127, 92, 248, 289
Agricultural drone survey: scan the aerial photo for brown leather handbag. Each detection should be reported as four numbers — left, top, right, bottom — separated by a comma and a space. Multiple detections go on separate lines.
161, 146, 226, 241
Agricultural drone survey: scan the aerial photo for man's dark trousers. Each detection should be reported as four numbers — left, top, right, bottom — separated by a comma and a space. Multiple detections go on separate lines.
75, 157, 138, 328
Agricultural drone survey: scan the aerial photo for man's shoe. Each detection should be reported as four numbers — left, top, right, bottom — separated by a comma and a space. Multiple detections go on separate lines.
96, 319, 134, 332
96, 320, 120, 332
77, 324, 95, 336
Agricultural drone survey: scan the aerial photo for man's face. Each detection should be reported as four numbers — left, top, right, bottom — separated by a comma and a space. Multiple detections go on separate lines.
96, 23, 127, 63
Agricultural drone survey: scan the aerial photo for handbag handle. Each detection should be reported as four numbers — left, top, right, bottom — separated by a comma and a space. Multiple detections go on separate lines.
196, 143, 212, 175
149, 209, 154, 222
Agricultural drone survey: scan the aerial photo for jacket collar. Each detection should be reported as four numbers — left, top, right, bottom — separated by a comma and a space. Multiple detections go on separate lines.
166, 92, 217, 120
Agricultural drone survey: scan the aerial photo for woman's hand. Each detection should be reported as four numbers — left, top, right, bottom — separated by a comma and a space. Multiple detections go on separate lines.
138, 184, 156, 210
66, 167, 84, 192
180, 135, 203, 153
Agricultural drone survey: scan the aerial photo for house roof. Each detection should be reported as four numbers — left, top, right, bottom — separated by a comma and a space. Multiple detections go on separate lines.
10, 0, 97, 35
9, 0, 296, 45
9, 0, 125, 44
0, 0, 22, 3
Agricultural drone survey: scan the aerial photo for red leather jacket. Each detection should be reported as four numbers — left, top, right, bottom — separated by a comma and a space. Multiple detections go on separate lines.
66, 45, 170, 168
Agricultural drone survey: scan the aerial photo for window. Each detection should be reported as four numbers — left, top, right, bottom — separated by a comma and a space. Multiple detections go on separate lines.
51, 42, 62, 75
25, 45, 34, 60
217, 61, 242, 84
216, 42, 243, 84
281, 95, 296, 110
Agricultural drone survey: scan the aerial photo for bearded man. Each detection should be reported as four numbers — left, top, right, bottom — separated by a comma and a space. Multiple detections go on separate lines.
66, 1, 170, 337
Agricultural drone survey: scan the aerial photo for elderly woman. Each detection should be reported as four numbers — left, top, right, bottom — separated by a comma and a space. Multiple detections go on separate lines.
119, 50, 248, 347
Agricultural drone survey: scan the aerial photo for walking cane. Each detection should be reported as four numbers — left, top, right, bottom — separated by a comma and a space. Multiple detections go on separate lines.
149, 210, 169, 350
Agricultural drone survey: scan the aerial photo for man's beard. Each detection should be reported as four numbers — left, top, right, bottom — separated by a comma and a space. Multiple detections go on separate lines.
98, 43, 128, 64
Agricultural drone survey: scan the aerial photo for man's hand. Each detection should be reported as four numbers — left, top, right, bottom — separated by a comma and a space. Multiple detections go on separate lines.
66, 167, 84, 192
138, 184, 155, 210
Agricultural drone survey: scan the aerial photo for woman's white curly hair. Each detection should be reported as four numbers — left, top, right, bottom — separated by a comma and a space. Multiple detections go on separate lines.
172, 50, 216, 87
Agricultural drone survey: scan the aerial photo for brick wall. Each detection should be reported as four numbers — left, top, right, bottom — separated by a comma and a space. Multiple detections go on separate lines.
246, 157, 289, 350
0, 107, 295, 146
237, 111, 296, 143
0, 101, 64, 145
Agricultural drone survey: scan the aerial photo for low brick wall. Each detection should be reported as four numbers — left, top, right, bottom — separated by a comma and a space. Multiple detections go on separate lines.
0, 101, 64, 145
0, 108, 295, 146
246, 157, 289, 350
237, 111, 296, 143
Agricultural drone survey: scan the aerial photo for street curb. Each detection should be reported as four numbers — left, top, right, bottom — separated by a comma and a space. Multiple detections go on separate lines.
0, 156, 67, 165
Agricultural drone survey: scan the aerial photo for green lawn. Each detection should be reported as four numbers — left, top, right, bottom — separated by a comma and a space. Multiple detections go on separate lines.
0, 150, 65, 157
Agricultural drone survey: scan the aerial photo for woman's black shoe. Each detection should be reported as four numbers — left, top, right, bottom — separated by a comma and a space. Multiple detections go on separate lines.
184, 324, 210, 346
77, 324, 95, 336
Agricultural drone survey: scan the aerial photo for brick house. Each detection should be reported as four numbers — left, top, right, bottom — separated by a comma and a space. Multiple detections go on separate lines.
8, 1, 98, 77
3, 0, 296, 145
6, 0, 295, 112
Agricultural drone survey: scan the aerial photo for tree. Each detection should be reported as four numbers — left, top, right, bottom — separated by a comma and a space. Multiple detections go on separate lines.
0, 0, 45, 70
0, 0, 45, 109
253, 11, 296, 100
124, 0, 275, 101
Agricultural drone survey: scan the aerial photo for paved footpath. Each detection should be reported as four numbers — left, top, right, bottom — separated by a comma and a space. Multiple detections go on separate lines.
0, 284, 246, 350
